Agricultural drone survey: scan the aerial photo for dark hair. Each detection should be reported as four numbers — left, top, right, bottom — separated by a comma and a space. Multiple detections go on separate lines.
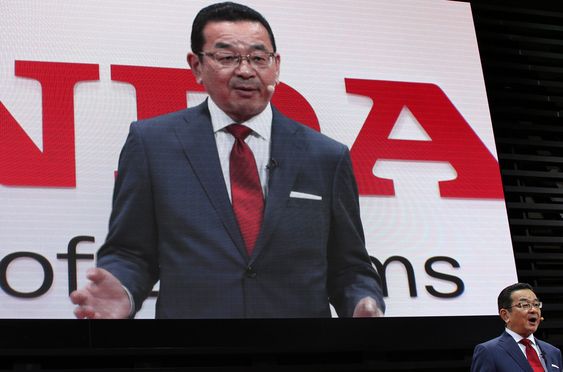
191, 2, 277, 54
497, 283, 534, 311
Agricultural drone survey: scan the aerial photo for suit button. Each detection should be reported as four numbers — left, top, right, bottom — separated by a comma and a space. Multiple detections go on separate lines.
245, 266, 257, 278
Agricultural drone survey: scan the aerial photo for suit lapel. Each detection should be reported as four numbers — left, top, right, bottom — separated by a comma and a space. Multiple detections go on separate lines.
173, 102, 247, 259
537, 339, 556, 371
249, 108, 306, 263
498, 332, 533, 372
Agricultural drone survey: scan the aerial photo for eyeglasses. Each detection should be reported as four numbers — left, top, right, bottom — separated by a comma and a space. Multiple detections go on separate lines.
198, 50, 276, 69
509, 301, 542, 310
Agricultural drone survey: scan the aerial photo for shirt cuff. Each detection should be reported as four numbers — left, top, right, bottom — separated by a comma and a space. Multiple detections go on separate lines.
121, 285, 135, 318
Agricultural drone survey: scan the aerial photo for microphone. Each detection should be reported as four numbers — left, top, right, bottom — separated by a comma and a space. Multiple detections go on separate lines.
267, 79, 279, 93
266, 158, 279, 170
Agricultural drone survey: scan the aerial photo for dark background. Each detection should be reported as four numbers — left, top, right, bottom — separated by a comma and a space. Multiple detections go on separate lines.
2, 1, 563, 371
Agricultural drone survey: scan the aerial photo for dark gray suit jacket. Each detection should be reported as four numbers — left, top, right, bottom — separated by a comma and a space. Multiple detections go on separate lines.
97, 101, 384, 318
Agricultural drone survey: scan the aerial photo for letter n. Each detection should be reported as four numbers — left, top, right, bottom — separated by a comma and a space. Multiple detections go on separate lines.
0, 61, 99, 187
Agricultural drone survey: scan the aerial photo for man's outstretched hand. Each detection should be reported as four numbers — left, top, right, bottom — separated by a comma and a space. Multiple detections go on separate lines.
353, 296, 384, 317
70, 268, 131, 319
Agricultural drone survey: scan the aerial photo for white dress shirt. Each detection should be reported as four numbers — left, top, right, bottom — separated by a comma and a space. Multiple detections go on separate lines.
207, 98, 272, 200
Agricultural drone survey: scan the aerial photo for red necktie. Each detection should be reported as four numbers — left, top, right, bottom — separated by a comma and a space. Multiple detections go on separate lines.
227, 124, 264, 255
520, 339, 544, 372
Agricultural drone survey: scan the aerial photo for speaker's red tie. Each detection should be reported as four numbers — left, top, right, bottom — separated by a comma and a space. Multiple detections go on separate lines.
227, 124, 264, 255
520, 339, 544, 372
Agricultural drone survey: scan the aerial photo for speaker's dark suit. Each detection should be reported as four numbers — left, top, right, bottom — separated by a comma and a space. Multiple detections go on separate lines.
97, 101, 384, 318
471, 331, 562, 371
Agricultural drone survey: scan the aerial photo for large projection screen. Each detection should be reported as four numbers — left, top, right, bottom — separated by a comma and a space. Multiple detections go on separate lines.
0, 0, 517, 318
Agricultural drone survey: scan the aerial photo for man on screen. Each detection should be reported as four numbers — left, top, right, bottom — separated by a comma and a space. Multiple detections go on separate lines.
70, 2, 384, 318
471, 283, 562, 371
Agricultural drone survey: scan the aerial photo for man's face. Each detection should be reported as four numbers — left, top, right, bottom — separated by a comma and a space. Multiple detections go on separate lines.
501, 289, 542, 338
188, 21, 280, 123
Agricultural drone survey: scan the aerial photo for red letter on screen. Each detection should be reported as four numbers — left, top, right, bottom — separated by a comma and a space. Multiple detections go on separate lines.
271, 83, 319, 131
111, 65, 205, 120
0, 61, 99, 187
346, 79, 503, 199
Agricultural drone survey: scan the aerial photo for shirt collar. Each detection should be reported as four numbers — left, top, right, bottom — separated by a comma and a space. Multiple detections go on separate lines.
207, 97, 272, 141
505, 327, 537, 345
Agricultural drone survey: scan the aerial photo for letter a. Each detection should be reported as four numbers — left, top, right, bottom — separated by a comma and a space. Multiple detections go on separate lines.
346, 79, 503, 199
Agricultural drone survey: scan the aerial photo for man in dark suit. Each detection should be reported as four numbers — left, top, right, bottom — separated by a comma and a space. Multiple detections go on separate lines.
70, 2, 384, 318
471, 283, 562, 371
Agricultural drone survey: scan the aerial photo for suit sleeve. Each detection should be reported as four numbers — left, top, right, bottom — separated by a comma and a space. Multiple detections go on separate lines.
326, 147, 385, 316
96, 123, 159, 313
470, 344, 495, 372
